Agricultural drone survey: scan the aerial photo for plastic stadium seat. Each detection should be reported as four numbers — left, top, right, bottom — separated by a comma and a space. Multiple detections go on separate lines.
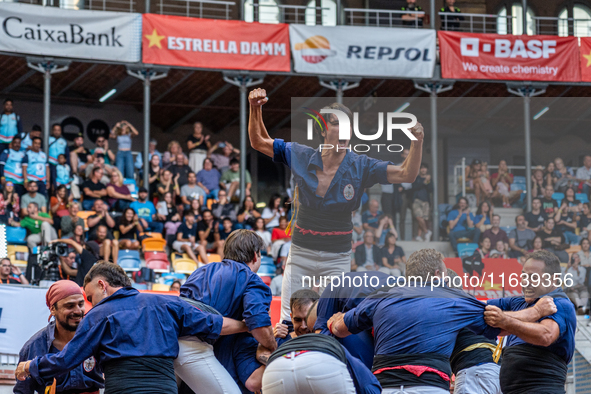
6, 227, 27, 245
552, 193, 565, 204
457, 243, 479, 258
197, 253, 222, 263
162, 273, 185, 286
132, 283, 148, 290
8, 244, 28, 268
577, 193, 590, 204
142, 238, 167, 252
172, 253, 198, 274
510, 183, 525, 191
258, 263, 276, 277
261, 276, 272, 286
77, 211, 96, 231
118, 250, 141, 272
512, 176, 526, 184
145, 251, 171, 273
124, 179, 139, 199
566, 245, 582, 255
152, 283, 173, 291
141, 232, 163, 240
261, 255, 274, 266
500, 226, 516, 235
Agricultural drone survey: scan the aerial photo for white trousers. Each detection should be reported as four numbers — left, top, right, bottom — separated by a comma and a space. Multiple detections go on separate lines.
453, 363, 501, 394
382, 386, 449, 394
280, 244, 352, 321
189, 151, 207, 174
27, 221, 57, 249
174, 336, 241, 394
262, 351, 356, 394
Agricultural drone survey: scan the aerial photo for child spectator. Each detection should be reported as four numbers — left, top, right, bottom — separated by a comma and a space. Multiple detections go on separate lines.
489, 240, 508, 259
55, 154, 72, 189
219, 217, 234, 241
157, 191, 182, 236
253, 217, 272, 255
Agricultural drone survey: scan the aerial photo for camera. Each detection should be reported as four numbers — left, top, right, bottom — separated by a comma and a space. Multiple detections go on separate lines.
36, 242, 69, 283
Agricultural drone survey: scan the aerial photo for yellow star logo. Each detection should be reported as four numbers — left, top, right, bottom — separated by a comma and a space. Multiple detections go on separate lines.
145, 29, 165, 49
483, 280, 502, 291
584, 49, 591, 68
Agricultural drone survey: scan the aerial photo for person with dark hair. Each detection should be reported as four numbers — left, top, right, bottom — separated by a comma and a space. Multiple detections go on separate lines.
524, 197, 547, 232
172, 209, 206, 264
555, 186, 582, 245
130, 187, 163, 234
16, 262, 249, 393
411, 162, 433, 242
481, 214, 509, 251
447, 197, 480, 252
211, 189, 237, 222
578, 203, 591, 239
254, 216, 272, 254
15, 280, 104, 394
170, 280, 181, 292
20, 180, 47, 216
484, 250, 576, 394
20, 124, 41, 153
237, 195, 260, 229
157, 191, 182, 236
179, 229, 275, 393
22, 136, 50, 197
220, 157, 251, 200
0, 98, 22, 153
380, 232, 406, 276
0, 180, 19, 224
0, 258, 28, 284
196, 157, 221, 200
10, 202, 56, 249
70, 133, 92, 175
60, 202, 83, 238
508, 215, 536, 259
208, 140, 239, 173
117, 208, 142, 250
197, 209, 223, 262
187, 121, 210, 174
170, 152, 193, 187
262, 193, 285, 231
0, 135, 25, 196
271, 216, 291, 243
273, 289, 320, 346
472, 201, 493, 233
48, 124, 70, 191
180, 171, 205, 207
82, 167, 107, 210
219, 217, 234, 241
537, 217, 569, 263
50, 238, 97, 286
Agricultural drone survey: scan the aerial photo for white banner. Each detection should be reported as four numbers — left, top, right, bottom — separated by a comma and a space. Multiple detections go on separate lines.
0, 3, 142, 62
290, 25, 435, 78
0, 285, 49, 355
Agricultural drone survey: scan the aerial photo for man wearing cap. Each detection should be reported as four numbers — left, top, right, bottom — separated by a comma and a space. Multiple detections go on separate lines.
70, 134, 92, 175
130, 187, 163, 234
15, 280, 104, 394
0, 135, 25, 196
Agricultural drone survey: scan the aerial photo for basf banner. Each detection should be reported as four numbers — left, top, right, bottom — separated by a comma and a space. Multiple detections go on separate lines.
142, 14, 290, 72
0, 3, 142, 62
290, 25, 435, 78
439, 31, 580, 82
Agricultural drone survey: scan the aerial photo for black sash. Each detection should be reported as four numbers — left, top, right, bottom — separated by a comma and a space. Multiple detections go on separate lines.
372, 353, 452, 390
103, 357, 176, 394
292, 205, 353, 253
268, 334, 346, 366
179, 297, 222, 316
500, 345, 567, 394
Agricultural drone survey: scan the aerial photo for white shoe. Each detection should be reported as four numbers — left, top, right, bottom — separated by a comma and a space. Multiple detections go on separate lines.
425, 230, 432, 242
415, 235, 424, 242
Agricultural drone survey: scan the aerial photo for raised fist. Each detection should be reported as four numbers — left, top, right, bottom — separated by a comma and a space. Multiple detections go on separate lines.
410, 122, 424, 143
249, 88, 268, 107
535, 296, 557, 318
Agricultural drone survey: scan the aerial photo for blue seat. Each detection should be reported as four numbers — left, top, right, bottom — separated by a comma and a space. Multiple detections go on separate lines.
552, 193, 565, 204
513, 176, 526, 184
577, 193, 590, 204
500, 226, 516, 235
457, 243, 478, 258
258, 264, 276, 276
6, 226, 27, 245
124, 179, 139, 199
118, 250, 141, 272
162, 273, 186, 286
261, 255, 275, 267
132, 283, 148, 290
510, 183, 525, 191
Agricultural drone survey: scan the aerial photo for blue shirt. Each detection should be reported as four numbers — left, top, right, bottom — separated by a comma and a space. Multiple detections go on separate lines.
272, 139, 393, 213
0, 148, 25, 184
130, 200, 157, 223
15, 320, 104, 394
196, 168, 221, 191
56, 164, 71, 186
22, 150, 48, 182
0, 112, 22, 143
181, 259, 272, 330
472, 213, 490, 226
362, 210, 383, 229
487, 288, 576, 363
447, 210, 471, 232
344, 284, 500, 357
28, 288, 223, 387
48, 136, 69, 165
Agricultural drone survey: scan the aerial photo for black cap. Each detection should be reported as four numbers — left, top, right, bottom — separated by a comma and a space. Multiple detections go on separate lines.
139, 187, 148, 193
472, 159, 481, 165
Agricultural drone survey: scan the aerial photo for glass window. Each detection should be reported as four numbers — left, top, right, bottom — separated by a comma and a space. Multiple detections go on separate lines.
305, 0, 337, 26
497, 4, 535, 35
244, 0, 280, 24
559, 5, 591, 37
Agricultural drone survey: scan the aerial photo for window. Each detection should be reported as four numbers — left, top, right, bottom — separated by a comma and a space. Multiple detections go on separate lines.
497, 4, 535, 35
305, 0, 337, 26
60, 0, 83, 9
244, 0, 280, 24
558, 5, 591, 37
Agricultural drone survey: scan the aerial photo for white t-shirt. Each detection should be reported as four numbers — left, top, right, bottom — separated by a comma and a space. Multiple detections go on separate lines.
256, 230, 272, 248
270, 274, 282, 296
262, 207, 283, 229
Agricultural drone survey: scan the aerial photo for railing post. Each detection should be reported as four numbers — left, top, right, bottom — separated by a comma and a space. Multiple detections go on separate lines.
462, 157, 466, 198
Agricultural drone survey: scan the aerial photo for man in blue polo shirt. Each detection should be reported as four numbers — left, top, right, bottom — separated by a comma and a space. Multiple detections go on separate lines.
0, 98, 23, 153
447, 196, 480, 251
484, 249, 576, 394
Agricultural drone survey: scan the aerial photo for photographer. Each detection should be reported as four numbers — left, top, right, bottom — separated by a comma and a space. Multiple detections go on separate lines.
49, 238, 98, 286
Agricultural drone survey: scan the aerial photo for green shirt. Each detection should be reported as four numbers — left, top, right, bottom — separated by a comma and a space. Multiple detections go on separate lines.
20, 212, 51, 234
221, 168, 251, 184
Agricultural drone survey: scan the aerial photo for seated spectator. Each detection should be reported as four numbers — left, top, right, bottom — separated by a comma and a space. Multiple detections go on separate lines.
508, 215, 536, 259
262, 194, 285, 231
196, 158, 220, 201
211, 190, 237, 222
157, 169, 178, 201
60, 202, 84, 238
362, 199, 382, 232
0, 257, 28, 284
447, 197, 480, 252
66, 223, 86, 248
117, 208, 142, 250
10, 202, 56, 250
170, 153, 193, 188
107, 169, 135, 212
525, 197, 547, 232
380, 232, 406, 276
170, 280, 181, 292
555, 187, 582, 245
55, 153, 72, 190
157, 191, 182, 236
50, 185, 71, 231
0, 136, 25, 197
208, 141, 239, 173
149, 139, 162, 165
197, 209, 223, 262
411, 163, 432, 241
162, 140, 188, 167
540, 185, 558, 216
578, 238, 591, 269
69, 133, 92, 175
375, 215, 397, 247
87, 224, 118, 263
91, 136, 115, 165
489, 240, 508, 259
172, 210, 206, 264
180, 171, 206, 208
82, 167, 107, 211
537, 217, 569, 263
477, 162, 494, 204
491, 160, 521, 207
554, 157, 575, 192
254, 217, 272, 255
531, 168, 548, 198
219, 217, 233, 241
472, 201, 493, 233
579, 203, 591, 239
530, 236, 544, 253
544, 162, 555, 187
189, 198, 202, 222
148, 154, 162, 200
481, 214, 508, 250
271, 216, 291, 243
566, 253, 589, 315
576, 155, 591, 196
130, 187, 163, 234
220, 158, 251, 200
84, 150, 114, 184
237, 195, 260, 229
0, 181, 19, 224
87, 200, 116, 241
353, 230, 380, 272
475, 237, 491, 259
21, 181, 47, 217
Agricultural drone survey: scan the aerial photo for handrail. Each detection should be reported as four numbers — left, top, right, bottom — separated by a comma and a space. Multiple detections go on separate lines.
345, 7, 425, 28
345, 7, 424, 15
158, 0, 234, 19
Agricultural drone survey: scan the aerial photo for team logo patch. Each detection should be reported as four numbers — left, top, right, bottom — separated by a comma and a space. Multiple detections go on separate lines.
83, 356, 96, 372
343, 184, 355, 201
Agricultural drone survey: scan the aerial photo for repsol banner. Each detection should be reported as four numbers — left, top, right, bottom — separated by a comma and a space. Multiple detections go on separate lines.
289, 25, 435, 78
0, 3, 142, 62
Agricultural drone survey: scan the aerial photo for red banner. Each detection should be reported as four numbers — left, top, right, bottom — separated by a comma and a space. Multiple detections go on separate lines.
439, 31, 580, 82
142, 14, 290, 72
580, 37, 591, 82
444, 258, 523, 300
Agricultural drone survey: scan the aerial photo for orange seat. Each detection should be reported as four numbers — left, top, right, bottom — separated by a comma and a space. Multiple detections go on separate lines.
77, 211, 96, 231
140, 232, 163, 240
142, 238, 167, 252
198, 253, 222, 263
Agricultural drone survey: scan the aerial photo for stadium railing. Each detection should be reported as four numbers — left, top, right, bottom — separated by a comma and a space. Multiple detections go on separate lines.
344, 8, 425, 28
